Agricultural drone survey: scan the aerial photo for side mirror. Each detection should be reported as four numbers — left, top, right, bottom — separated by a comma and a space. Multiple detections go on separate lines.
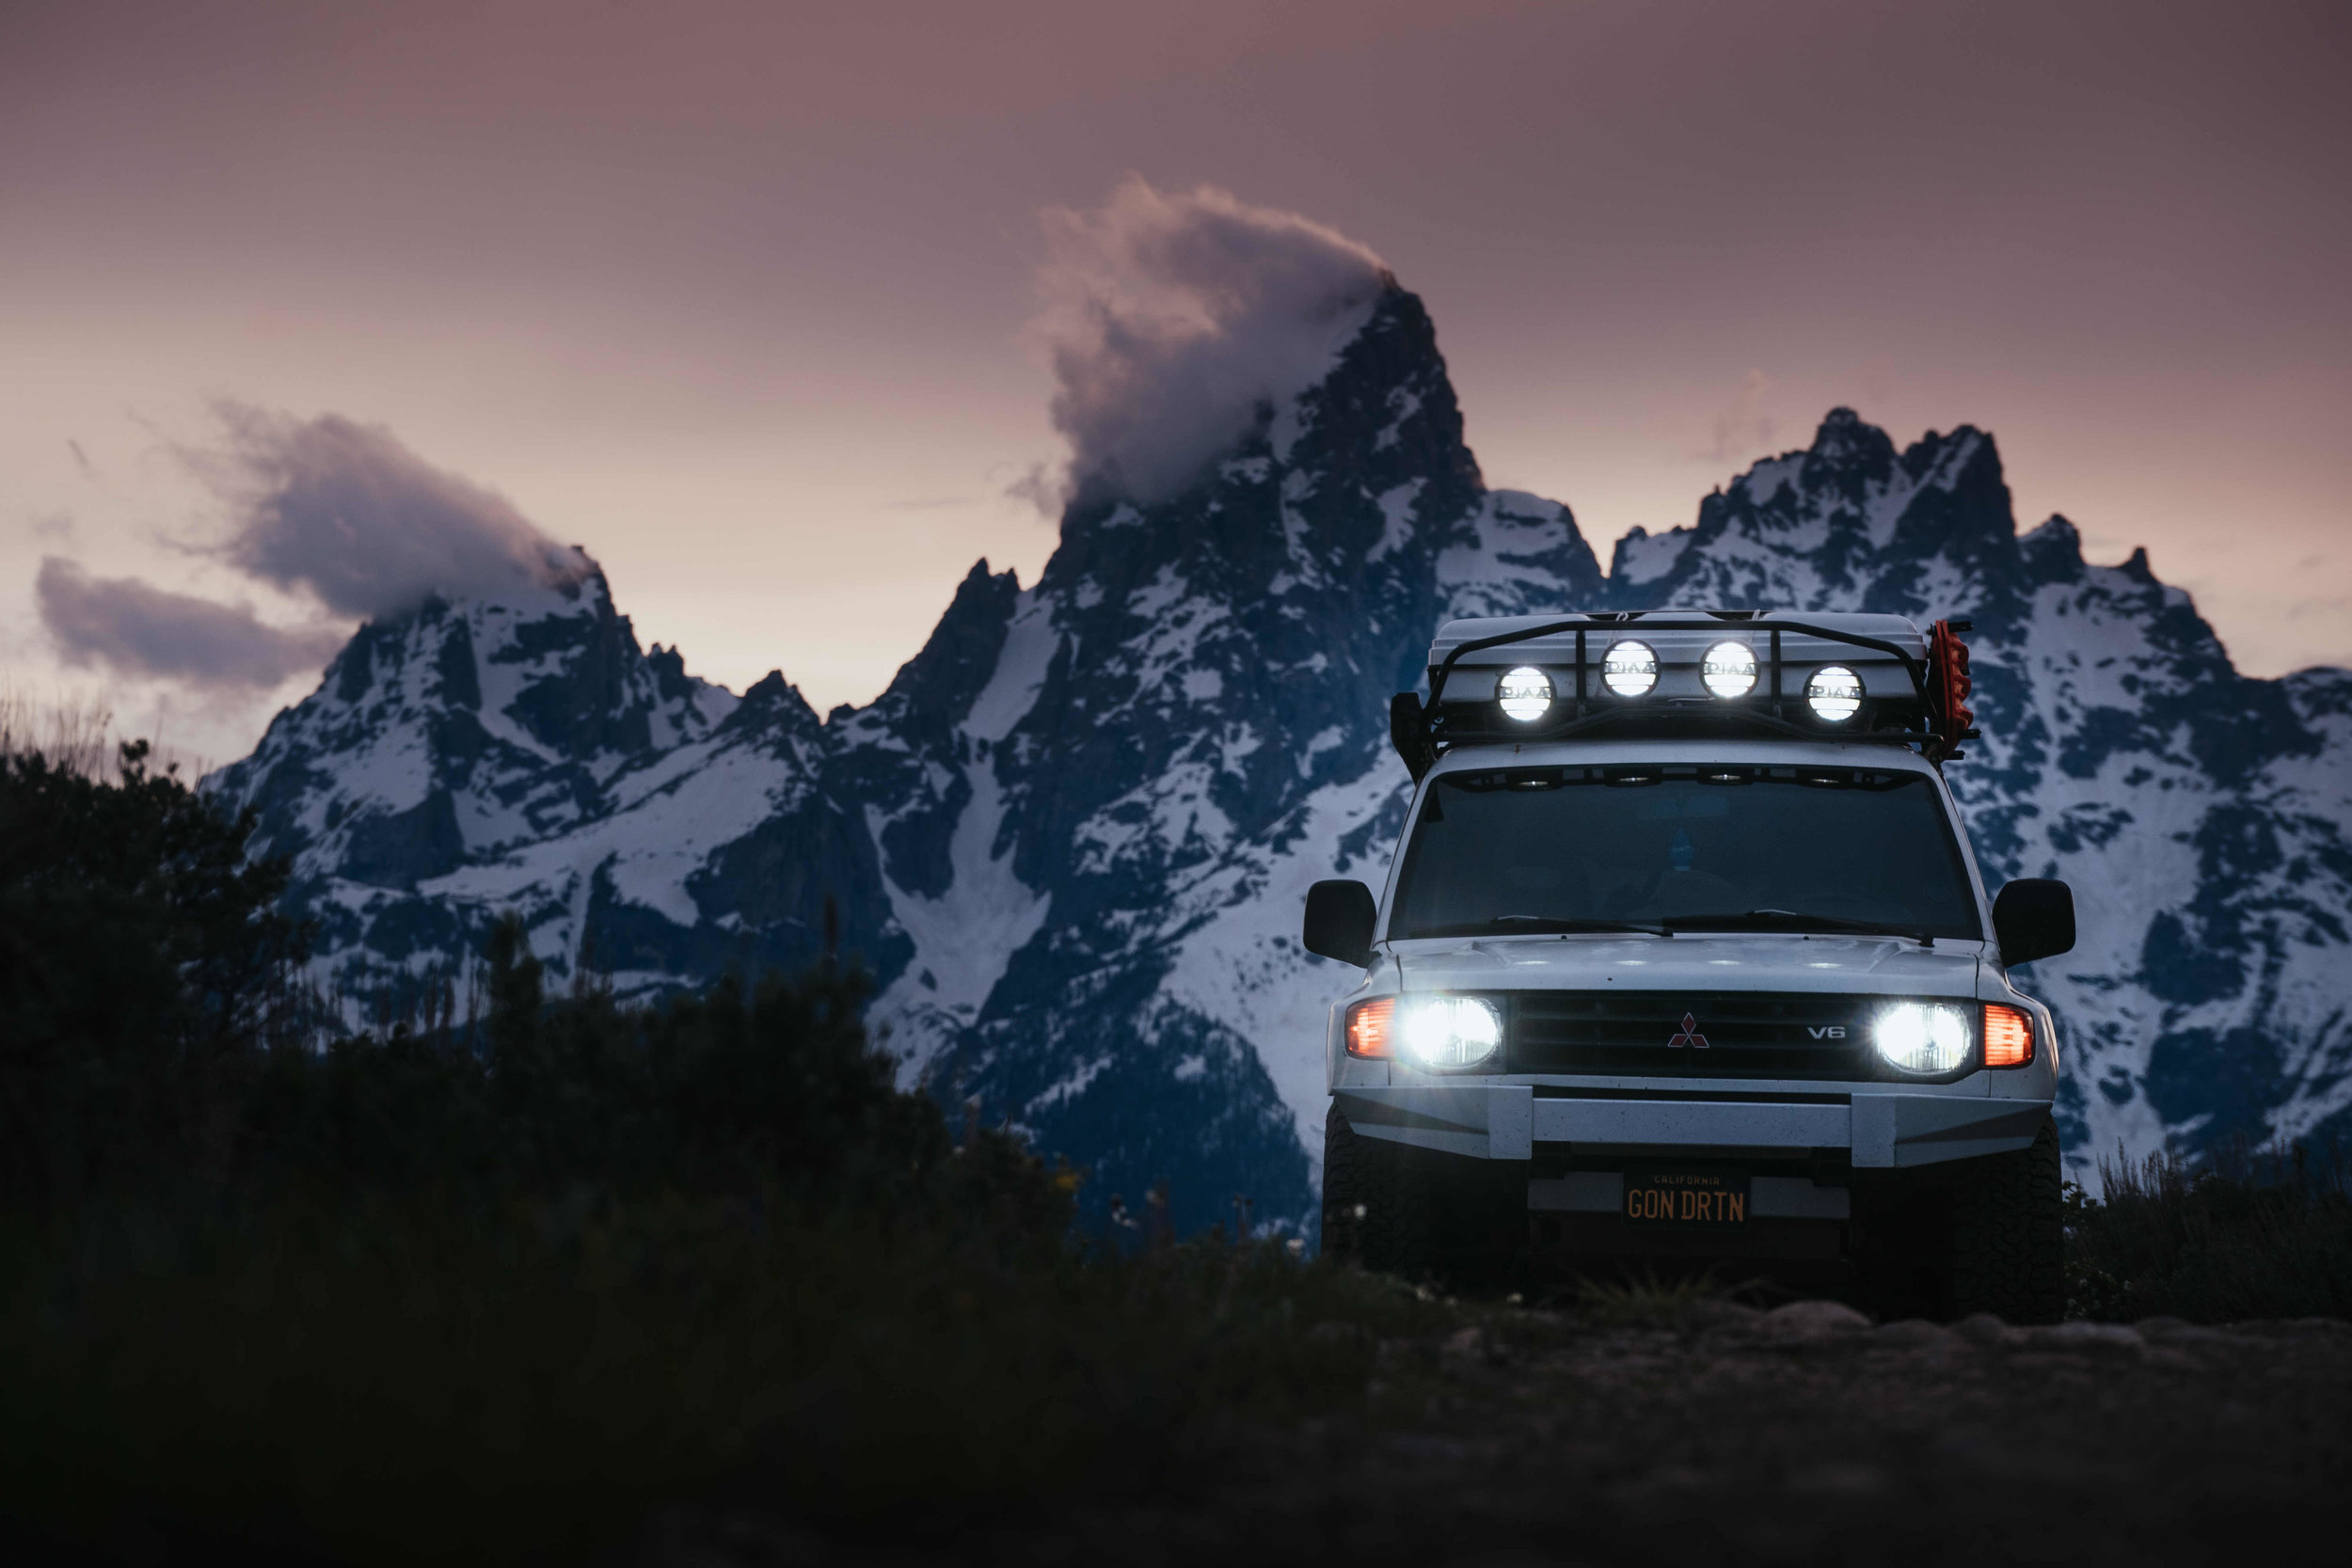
1994, 879, 2074, 967
1304, 879, 1378, 967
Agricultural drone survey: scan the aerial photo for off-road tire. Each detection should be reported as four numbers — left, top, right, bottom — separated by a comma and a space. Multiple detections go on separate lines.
1324, 1104, 1529, 1286
1321, 1102, 1432, 1276
1949, 1117, 2065, 1323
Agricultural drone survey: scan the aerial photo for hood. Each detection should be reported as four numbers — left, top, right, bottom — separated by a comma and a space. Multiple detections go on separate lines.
1391, 933, 1985, 1000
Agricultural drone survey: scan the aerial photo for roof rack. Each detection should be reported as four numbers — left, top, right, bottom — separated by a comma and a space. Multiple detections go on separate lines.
1389, 610, 1978, 782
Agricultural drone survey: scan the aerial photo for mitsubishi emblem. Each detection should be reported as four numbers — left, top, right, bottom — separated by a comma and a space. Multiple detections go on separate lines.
1667, 1012, 1710, 1049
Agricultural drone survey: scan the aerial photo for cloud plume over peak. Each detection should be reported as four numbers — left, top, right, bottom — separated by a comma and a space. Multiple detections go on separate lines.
35, 409, 600, 697
204, 406, 588, 620
37, 558, 344, 690
1029, 178, 1392, 508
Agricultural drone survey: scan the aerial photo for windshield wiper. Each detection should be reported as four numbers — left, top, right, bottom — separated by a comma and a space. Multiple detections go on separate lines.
1410, 915, 1670, 939
1661, 909, 1935, 946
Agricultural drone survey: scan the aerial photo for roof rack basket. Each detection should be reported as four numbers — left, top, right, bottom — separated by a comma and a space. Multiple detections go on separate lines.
1389, 610, 1979, 781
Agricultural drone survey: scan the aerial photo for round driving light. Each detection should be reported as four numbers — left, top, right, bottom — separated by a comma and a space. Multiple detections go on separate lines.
1701, 641, 1757, 699
1496, 665, 1553, 723
1396, 995, 1503, 1069
1805, 665, 1864, 723
1601, 640, 1659, 698
1872, 1002, 1972, 1074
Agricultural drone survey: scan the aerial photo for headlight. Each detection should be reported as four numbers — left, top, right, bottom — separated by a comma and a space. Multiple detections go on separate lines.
1872, 1002, 1972, 1074
1805, 665, 1863, 722
1396, 995, 1502, 1069
1601, 640, 1658, 698
1496, 665, 1552, 722
1701, 641, 1756, 698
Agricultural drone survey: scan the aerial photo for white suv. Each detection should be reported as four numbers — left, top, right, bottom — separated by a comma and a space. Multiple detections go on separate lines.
1306, 610, 2072, 1323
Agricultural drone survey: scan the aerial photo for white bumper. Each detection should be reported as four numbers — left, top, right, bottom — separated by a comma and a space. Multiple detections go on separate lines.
1334, 1084, 2050, 1168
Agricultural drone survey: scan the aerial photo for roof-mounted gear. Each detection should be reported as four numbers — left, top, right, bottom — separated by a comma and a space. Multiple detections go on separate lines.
1387, 609, 1979, 781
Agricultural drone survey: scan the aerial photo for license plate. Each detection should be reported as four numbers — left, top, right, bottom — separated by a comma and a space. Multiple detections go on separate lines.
1622, 1167, 1751, 1227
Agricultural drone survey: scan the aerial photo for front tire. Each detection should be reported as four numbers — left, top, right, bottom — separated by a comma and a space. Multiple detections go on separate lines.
1321, 1102, 1431, 1276
1322, 1105, 1527, 1286
1854, 1117, 2065, 1323
1949, 1117, 2065, 1323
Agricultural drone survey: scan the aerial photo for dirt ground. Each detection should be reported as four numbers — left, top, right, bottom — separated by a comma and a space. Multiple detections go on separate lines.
645, 1304, 2352, 1567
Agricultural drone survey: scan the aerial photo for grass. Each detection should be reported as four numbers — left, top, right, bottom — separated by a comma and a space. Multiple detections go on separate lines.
1563, 1268, 1735, 1329
0, 682, 208, 782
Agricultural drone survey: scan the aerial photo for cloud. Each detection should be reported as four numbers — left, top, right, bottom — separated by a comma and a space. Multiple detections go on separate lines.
1706, 369, 1780, 464
2285, 594, 2350, 622
37, 558, 346, 689
884, 494, 980, 513
1028, 178, 1391, 508
1002, 461, 1068, 516
30, 408, 592, 699
199, 405, 586, 619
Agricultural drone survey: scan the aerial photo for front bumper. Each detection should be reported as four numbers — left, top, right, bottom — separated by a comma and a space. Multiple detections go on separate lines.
1334, 1083, 2050, 1169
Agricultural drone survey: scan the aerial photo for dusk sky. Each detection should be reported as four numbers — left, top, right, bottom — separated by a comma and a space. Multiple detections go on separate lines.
5, 0, 2347, 764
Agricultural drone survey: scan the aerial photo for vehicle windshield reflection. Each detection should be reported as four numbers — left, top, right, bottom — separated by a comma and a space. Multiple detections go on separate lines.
1390, 766, 1980, 942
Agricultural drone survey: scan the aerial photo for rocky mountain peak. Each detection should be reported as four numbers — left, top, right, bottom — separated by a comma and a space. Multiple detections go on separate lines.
1603, 407, 2018, 618
1799, 404, 1898, 488
851, 560, 1023, 748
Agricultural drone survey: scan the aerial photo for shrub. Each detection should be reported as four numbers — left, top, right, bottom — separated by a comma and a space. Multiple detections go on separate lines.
0, 736, 1066, 1227
0, 743, 311, 1205
230, 912, 1070, 1227
2065, 1137, 2352, 1323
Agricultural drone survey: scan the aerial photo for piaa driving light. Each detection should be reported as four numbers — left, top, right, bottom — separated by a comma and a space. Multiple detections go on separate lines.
1872, 1001, 1972, 1074
1396, 995, 1502, 1069
1601, 640, 1659, 698
1805, 665, 1864, 723
1701, 641, 1757, 699
1496, 665, 1553, 722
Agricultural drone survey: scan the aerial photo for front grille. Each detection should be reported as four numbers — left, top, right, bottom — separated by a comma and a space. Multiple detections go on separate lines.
1510, 990, 1882, 1080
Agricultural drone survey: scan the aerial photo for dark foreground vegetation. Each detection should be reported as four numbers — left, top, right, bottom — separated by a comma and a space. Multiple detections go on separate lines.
0, 744, 1459, 1560
4, 743, 2349, 1563
2067, 1137, 2352, 1323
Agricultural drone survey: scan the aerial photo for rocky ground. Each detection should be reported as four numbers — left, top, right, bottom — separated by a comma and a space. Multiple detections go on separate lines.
647, 1303, 2352, 1567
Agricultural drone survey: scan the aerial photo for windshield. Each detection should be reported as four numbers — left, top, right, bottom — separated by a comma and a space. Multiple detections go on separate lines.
1389, 763, 1981, 941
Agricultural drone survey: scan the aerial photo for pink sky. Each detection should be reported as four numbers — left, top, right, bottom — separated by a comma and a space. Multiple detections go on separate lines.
3, 0, 2346, 762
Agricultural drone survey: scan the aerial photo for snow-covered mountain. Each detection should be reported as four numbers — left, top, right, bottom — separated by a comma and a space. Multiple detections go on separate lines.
214, 555, 903, 1013
214, 286, 2352, 1229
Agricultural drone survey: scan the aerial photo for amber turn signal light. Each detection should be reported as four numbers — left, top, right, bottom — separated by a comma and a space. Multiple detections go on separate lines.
1345, 997, 1395, 1058
1983, 1004, 2034, 1067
